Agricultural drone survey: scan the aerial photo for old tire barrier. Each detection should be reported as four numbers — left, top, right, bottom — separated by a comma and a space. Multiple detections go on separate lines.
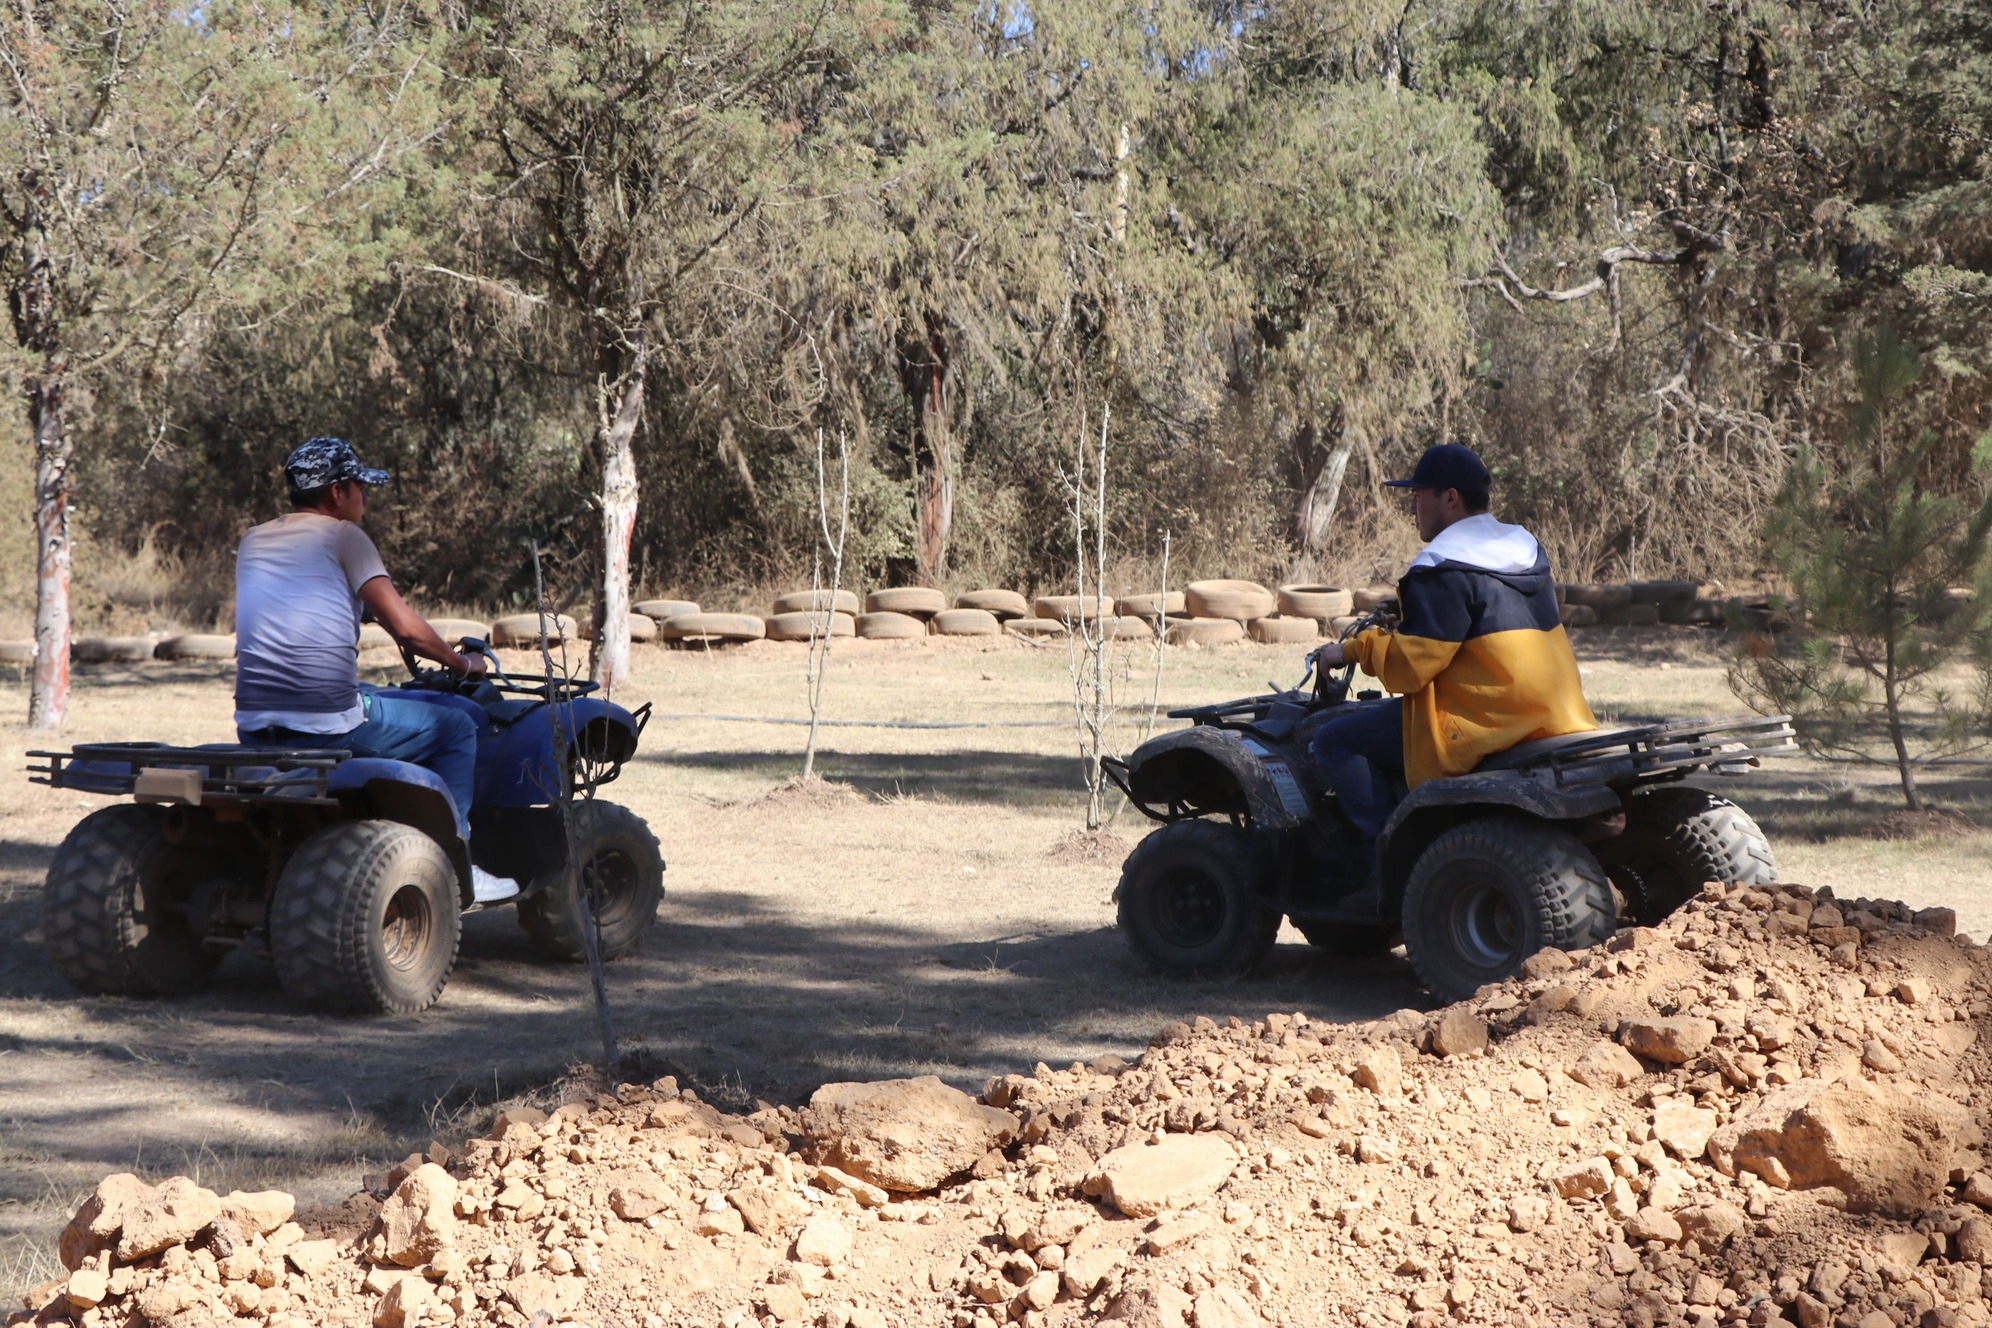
765, 611, 856, 642
773, 589, 862, 616
1184, 580, 1275, 623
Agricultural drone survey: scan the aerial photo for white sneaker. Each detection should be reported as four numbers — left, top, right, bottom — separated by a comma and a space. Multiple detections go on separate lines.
471, 866, 521, 903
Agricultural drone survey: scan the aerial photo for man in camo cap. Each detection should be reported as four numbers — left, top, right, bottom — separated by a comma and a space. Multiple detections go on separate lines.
233, 438, 519, 901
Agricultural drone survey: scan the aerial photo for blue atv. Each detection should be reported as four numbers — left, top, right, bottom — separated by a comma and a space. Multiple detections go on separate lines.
28, 639, 663, 1015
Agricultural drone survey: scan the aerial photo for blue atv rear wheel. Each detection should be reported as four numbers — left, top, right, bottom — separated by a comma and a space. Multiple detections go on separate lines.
269, 820, 462, 1014
516, 800, 664, 963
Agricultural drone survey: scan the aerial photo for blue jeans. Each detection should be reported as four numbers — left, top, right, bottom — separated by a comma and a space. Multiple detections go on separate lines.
239, 691, 478, 838
1308, 698, 1406, 842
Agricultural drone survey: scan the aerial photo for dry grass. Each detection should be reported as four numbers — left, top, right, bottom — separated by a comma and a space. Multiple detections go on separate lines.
1, 624, 1987, 1294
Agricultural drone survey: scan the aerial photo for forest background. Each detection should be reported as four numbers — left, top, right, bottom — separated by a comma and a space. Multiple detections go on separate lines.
4, 0, 1989, 640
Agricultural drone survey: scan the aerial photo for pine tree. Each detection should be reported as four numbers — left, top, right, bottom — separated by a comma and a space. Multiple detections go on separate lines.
1731, 328, 1992, 812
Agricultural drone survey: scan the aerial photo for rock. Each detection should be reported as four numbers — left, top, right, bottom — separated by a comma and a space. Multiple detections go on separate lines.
1551, 1157, 1614, 1200
1876, 1231, 1929, 1268
62, 1268, 109, 1310
794, 1213, 854, 1266
373, 1275, 436, 1328
1914, 906, 1958, 936
378, 1163, 456, 1267
607, 1171, 671, 1221
1193, 1284, 1264, 1327
1625, 1205, 1683, 1243
217, 1190, 294, 1238
1144, 1213, 1211, 1253
1017, 1270, 1060, 1312
761, 1283, 810, 1322
1652, 1102, 1720, 1159
1509, 1068, 1549, 1102
117, 1176, 223, 1261
1897, 978, 1932, 1005
1025, 1207, 1096, 1251
504, 1271, 580, 1317
1430, 1010, 1488, 1057
804, 1077, 1018, 1192
1520, 948, 1574, 979
1861, 1040, 1903, 1073
1507, 1195, 1549, 1232
1351, 1046, 1403, 1097
1569, 1040, 1646, 1089
286, 1238, 339, 1279
728, 1182, 806, 1235
1962, 1172, 1992, 1209
1674, 1202, 1744, 1251
1957, 1217, 1992, 1263
1087, 1134, 1237, 1218
58, 1173, 153, 1270
1619, 1017, 1718, 1064
814, 1164, 889, 1208
1062, 1246, 1124, 1298
1104, 1278, 1195, 1327
1710, 1076, 1976, 1214
695, 1206, 745, 1237
135, 1281, 205, 1324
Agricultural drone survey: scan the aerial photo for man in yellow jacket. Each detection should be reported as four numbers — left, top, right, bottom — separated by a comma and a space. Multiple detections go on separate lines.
1308, 442, 1596, 849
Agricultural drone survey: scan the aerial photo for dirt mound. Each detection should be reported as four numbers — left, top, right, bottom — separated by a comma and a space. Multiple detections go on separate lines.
19, 882, 1992, 1328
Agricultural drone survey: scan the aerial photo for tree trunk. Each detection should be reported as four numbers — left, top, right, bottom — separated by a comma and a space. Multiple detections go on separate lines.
27, 355, 71, 730
1295, 419, 1359, 563
593, 335, 645, 698
902, 328, 953, 584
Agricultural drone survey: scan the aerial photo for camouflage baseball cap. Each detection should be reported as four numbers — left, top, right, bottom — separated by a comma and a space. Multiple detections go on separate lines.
283, 437, 391, 493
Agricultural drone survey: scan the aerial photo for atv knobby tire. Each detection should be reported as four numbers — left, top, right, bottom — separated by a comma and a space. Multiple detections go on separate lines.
517, 801, 665, 963
1401, 817, 1616, 1003
1117, 820, 1279, 978
43, 805, 220, 996
1597, 786, 1776, 924
1294, 919, 1396, 957
270, 820, 461, 1014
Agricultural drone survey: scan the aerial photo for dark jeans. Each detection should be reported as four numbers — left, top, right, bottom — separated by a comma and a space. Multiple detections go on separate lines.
1308, 698, 1406, 842
239, 690, 478, 838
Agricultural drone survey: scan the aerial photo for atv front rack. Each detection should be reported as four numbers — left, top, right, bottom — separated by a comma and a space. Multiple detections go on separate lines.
27, 742, 348, 807
1492, 714, 1796, 787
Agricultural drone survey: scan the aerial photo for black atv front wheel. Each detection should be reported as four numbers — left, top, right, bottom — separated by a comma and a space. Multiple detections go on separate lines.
1596, 786, 1776, 924
1117, 820, 1279, 978
42, 805, 220, 996
1401, 817, 1616, 1004
516, 800, 665, 963
269, 820, 461, 1014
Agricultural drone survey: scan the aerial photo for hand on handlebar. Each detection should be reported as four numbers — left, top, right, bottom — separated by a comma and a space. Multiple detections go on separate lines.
1310, 640, 1347, 669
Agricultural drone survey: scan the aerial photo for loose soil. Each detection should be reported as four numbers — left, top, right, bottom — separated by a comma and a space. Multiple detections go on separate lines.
4, 629, 1991, 1321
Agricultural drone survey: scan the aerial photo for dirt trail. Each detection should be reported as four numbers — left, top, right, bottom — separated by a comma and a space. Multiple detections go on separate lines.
19, 879, 1992, 1328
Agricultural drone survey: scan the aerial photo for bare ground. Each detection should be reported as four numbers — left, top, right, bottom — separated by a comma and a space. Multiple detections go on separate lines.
3, 627, 1988, 1291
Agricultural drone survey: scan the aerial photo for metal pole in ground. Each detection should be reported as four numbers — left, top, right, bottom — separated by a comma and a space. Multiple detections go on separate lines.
532, 541, 618, 1066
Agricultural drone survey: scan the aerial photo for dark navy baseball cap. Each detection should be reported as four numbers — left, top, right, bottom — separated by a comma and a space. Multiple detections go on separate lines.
1382, 442, 1490, 493
284, 437, 391, 493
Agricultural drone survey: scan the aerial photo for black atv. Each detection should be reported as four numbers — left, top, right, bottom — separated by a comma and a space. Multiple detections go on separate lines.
1103, 608, 1793, 1002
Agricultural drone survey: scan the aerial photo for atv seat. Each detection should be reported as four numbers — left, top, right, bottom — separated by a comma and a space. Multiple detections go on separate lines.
1474, 728, 1628, 772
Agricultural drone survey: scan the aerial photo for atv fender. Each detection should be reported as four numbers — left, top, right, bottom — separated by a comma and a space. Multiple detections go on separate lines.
477, 698, 642, 808
330, 758, 474, 903
1114, 726, 1310, 831
1376, 772, 1620, 914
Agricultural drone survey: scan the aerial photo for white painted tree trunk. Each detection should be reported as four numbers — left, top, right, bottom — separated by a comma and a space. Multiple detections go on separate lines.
28, 356, 71, 730
595, 346, 645, 698
1296, 422, 1359, 560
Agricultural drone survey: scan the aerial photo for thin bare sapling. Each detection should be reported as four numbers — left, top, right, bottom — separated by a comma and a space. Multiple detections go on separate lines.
801, 428, 852, 782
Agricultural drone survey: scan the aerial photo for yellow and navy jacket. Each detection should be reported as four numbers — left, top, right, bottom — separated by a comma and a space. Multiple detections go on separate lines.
1344, 514, 1596, 788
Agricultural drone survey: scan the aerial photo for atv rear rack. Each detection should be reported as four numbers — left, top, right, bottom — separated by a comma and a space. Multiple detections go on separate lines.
27, 743, 348, 807
1495, 714, 1796, 787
